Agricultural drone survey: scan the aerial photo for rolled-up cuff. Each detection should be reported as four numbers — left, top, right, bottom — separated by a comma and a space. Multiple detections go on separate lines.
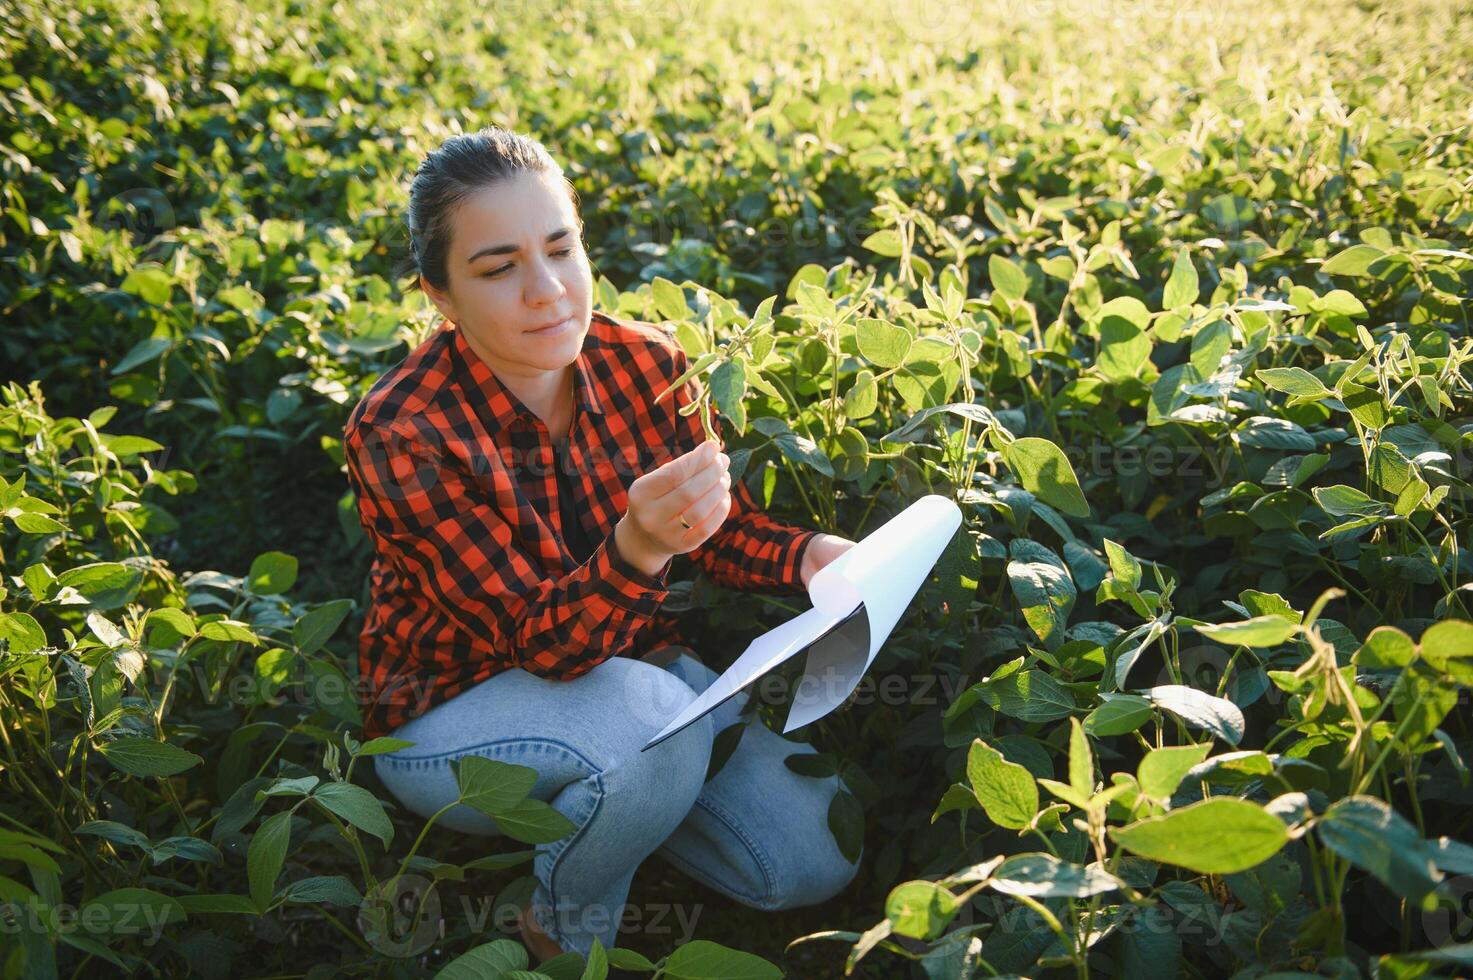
596, 527, 670, 614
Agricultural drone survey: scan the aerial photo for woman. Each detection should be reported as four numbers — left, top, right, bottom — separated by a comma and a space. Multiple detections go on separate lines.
343, 126, 861, 962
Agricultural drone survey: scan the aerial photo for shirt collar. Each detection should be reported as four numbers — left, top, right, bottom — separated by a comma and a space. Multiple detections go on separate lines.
447, 319, 605, 437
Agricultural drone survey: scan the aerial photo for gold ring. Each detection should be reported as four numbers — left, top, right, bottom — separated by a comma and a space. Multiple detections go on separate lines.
678, 513, 692, 529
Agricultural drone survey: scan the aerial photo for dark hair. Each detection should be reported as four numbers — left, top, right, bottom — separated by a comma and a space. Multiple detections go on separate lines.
395, 126, 581, 292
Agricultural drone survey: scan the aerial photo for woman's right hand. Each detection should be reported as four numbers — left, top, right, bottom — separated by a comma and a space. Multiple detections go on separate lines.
615, 439, 731, 576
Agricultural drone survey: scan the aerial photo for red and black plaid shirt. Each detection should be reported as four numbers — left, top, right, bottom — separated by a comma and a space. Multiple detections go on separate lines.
344, 310, 821, 739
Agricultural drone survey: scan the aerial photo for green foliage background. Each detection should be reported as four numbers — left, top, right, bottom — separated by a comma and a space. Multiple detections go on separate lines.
3, 0, 1473, 976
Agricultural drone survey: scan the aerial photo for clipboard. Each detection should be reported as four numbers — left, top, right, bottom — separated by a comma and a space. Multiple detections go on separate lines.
641, 494, 963, 751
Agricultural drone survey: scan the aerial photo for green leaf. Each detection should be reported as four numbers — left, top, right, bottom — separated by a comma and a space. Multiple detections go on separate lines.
81, 613, 122, 648
1007, 541, 1076, 647
795, 281, 837, 318
651, 277, 687, 321
79, 888, 185, 934
248, 810, 292, 911
885, 880, 959, 941
103, 435, 165, 458
855, 318, 911, 369
976, 669, 1076, 722
456, 756, 538, 816
75, 820, 151, 851
491, 799, 577, 845
827, 790, 864, 864
199, 619, 260, 645
843, 369, 878, 419
55, 562, 143, 610
253, 648, 295, 699
111, 337, 174, 375
0, 612, 46, 654
1194, 616, 1298, 648
433, 939, 529, 980
1137, 743, 1212, 799
1068, 718, 1093, 799
1236, 416, 1316, 452
1420, 620, 1473, 676
150, 836, 223, 865
989, 254, 1028, 302
988, 853, 1124, 898
606, 947, 657, 971
1258, 367, 1330, 400
662, 939, 784, 979
1313, 484, 1387, 518
12, 512, 66, 533
931, 783, 980, 822
1321, 244, 1386, 277
99, 737, 203, 778
861, 229, 903, 257
1353, 626, 1417, 669
1102, 539, 1143, 592
1037, 778, 1090, 810
1141, 685, 1245, 745
1340, 382, 1388, 431
312, 782, 394, 845
144, 607, 196, 645
1367, 443, 1412, 495
1162, 248, 1199, 309
293, 599, 353, 655
356, 737, 416, 756
580, 936, 610, 980
708, 359, 748, 433
1112, 798, 1288, 873
462, 851, 537, 873
1003, 438, 1090, 518
1203, 193, 1253, 230
0, 843, 60, 874
1189, 319, 1232, 378
1317, 796, 1442, 903
1315, 289, 1367, 317
966, 739, 1038, 830
1098, 314, 1151, 382
247, 552, 298, 595
280, 875, 363, 907
1085, 694, 1153, 736
120, 265, 174, 305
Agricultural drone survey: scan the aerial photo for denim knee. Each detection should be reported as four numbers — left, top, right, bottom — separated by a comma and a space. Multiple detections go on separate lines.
369, 657, 715, 839
593, 658, 714, 799
762, 834, 862, 910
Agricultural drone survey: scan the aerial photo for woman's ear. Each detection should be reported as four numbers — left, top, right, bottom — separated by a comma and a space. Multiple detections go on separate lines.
421, 274, 458, 325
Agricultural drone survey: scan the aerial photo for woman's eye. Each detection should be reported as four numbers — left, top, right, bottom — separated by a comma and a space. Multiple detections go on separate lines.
481, 249, 576, 278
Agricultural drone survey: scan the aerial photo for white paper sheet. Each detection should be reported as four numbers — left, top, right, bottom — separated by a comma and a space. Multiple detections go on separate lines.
641, 493, 962, 751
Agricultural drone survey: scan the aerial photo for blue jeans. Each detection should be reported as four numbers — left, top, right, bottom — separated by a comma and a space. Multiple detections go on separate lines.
372, 649, 861, 957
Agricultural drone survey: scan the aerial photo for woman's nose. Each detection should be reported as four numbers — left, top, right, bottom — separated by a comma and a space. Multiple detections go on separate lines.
525, 256, 566, 305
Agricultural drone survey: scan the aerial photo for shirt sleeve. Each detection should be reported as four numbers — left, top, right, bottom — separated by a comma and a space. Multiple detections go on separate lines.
663, 342, 823, 595
344, 416, 669, 680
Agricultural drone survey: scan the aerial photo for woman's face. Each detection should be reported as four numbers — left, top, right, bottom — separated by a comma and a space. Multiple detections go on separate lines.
422, 169, 593, 379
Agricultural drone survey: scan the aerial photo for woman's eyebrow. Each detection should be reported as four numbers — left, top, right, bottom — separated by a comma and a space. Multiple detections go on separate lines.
467, 227, 574, 263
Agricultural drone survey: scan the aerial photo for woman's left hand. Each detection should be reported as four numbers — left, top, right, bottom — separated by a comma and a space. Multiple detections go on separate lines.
799, 533, 857, 590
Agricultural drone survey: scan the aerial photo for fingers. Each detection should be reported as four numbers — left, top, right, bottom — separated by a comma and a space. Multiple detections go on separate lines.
645, 439, 724, 498
626, 439, 733, 554
681, 474, 733, 542
669, 484, 732, 552
664, 451, 729, 519
660, 457, 733, 552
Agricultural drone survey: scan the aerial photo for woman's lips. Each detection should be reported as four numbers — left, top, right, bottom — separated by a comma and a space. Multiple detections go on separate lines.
528, 316, 573, 336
